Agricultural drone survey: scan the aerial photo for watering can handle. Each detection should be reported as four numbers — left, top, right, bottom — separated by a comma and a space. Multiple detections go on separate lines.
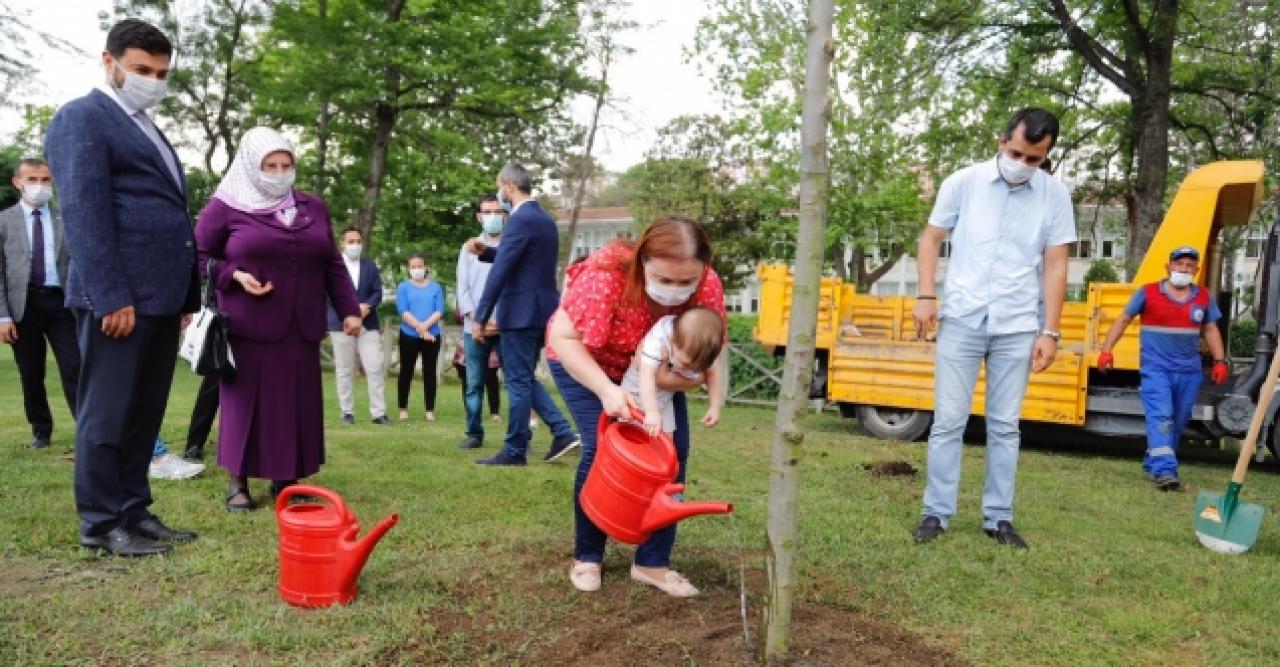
275, 483, 352, 521
595, 406, 650, 440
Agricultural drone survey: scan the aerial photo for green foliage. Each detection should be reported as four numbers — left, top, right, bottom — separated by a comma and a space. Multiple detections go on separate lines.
726, 314, 781, 400
1083, 259, 1121, 288
1230, 318, 1258, 358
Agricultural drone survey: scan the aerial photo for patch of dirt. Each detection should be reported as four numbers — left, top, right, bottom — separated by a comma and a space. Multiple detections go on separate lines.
863, 461, 919, 478
382, 542, 963, 666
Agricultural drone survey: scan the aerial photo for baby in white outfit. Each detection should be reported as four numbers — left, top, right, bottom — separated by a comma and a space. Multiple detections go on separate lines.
621, 307, 725, 435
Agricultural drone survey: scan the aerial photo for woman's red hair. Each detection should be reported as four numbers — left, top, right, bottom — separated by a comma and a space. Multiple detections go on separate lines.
620, 216, 714, 306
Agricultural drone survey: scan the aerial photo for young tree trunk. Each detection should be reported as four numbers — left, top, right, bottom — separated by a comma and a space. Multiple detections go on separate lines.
559, 67, 608, 288
763, 0, 833, 663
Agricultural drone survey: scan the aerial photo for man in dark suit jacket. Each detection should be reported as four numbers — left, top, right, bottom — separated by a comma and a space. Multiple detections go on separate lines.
44, 19, 200, 557
326, 226, 389, 425
1, 158, 80, 449
471, 162, 580, 466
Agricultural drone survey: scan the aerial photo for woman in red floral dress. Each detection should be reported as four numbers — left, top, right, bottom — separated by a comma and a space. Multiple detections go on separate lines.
547, 216, 727, 597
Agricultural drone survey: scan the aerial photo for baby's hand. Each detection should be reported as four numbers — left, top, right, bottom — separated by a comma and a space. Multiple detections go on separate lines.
701, 408, 720, 428
643, 411, 662, 436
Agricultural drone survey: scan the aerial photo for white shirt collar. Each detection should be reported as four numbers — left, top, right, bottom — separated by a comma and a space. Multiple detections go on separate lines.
343, 254, 361, 268
96, 81, 142, 118
18, 200, 47, 217
510, 199, 531, 215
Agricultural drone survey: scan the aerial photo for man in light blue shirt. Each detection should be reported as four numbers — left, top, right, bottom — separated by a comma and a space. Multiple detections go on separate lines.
911, 108, 1075, 550
0, 158, 80, 449
455, 193, 505, 449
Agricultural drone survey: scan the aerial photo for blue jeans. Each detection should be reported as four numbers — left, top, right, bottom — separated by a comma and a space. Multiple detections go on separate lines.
464, 335, 500, 439
550, 360, 690, 567
922, 319, 1035, 530
1139, 369, 1201, 478
496, 328, 574, 458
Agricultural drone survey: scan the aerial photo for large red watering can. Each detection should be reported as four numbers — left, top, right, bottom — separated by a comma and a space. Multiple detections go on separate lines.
579, 407, 733, 545
275, 484, 398, 608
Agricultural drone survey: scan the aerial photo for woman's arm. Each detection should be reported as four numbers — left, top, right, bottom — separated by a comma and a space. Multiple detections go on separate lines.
422, 282, 444, 328
548, 308, 635, 416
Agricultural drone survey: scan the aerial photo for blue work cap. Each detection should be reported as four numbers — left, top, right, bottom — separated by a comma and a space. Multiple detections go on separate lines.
1170, 246, 1200, 261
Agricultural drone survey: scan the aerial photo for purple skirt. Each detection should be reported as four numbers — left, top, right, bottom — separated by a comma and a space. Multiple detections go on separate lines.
217, 320, 325, 480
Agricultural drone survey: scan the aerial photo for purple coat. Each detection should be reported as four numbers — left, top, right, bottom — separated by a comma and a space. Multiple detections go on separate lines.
195, 192, 359, 342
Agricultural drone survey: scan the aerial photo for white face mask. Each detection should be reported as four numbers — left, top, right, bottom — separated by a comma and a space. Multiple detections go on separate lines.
343, 244, 363, 260
112, 60, 168, 111
997, 151, 1038, 185
22, 184, 53, 207
259, 170, 295, 197
409, 267, 427, 281
1169, 271, 1194, 288
645, 281, 698, 307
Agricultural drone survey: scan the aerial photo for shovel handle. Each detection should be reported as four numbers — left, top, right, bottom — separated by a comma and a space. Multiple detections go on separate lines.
1235, 347, 1280, 484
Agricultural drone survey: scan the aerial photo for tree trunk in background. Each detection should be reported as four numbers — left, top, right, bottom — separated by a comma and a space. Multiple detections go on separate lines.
353, 0, 406, 239
559, 67, 608, 288
763, 0, 833, 663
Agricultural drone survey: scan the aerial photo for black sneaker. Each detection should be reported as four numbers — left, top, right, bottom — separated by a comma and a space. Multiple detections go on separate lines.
457, 436, 483, 450
912, 516, 945, 543
341, 413, 355, 425
29, 435, 51, 449
183, 443, 204, 461
476, 453, 527, 466
1153, 475, 1182, 492
544, 434, 582, 462
984, 520, 1029, 550
371, 416, 392, 426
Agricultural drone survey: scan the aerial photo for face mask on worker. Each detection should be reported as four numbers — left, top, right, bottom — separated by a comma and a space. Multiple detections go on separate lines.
481, 214, 504, 236
23, 184, 53, 206
646, 281, 698, 307
1169, 270, 1194, 288
258, 170, 295, 197
343, 244, 362, 260
409, 267, 427, 280
111, 60, 169, 111
997, 150, 1038, 185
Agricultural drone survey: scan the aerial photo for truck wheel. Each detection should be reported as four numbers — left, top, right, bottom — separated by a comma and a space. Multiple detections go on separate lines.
855, 405, 932, 442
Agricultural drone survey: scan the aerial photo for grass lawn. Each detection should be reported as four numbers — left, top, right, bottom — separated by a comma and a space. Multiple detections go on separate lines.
3, 353, 1280, 666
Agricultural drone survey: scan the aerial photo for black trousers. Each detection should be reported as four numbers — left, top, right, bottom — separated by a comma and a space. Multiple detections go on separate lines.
186, 372, 220, 447
398, 331, 441, 411
454, 362, 501, 414
73, 311, 179, 536
12, 287, 80, 439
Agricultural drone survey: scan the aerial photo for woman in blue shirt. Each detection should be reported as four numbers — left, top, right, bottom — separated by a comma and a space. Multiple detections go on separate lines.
396, 253, 445, 422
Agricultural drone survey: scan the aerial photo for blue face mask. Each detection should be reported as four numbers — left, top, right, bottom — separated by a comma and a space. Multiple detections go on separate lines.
481, 213, 504, 235
496, 188, 513, 214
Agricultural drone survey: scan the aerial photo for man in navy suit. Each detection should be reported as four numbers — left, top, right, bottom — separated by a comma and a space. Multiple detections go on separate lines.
470, 162, 579, 466
45, 19, 200, 557
326, 226, 389, 425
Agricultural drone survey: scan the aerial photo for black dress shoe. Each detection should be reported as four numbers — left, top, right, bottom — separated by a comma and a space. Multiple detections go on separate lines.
984, 520, 1029, 550
912, 516, 946, 543
476, 453, 527, 466
183, 443, 204, 461
341, 413, 355, 425
544, 434, 582, 462
226, 488, 257, 512
80, 527, 172, 557
133, 517, 197, 542
30, 436, 51, 449
457, 436, 483, 449
371, 416, 392, 426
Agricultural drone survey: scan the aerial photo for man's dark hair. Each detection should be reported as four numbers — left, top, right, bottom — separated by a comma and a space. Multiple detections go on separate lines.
340, 226, 362, 239
477, 193, 500, 210
13, 158, 48, 179
407, 252, 426, 263
106, 19, 173, 58
1002, 108, 1059, 150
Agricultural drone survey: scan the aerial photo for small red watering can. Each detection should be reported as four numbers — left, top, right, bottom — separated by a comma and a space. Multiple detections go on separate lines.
579, 407, 733, 545
275, 484, 398, 608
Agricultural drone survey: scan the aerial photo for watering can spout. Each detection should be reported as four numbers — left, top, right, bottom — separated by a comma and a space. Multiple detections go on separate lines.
640, 484, 733, 534
338, 513, 399, 592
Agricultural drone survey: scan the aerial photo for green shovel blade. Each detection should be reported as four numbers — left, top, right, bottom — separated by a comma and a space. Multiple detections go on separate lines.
1194, 484, 1266, 555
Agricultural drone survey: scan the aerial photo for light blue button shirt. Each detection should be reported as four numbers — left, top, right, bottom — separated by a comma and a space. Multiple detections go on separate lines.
929, 158, 1076, 335
21, 201, 60, 287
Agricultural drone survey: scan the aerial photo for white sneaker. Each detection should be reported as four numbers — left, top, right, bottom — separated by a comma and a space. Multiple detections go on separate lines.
149, 453, 206, 480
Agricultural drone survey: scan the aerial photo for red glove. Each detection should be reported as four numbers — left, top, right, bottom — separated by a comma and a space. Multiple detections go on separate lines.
1097, 350, 1114, 372
1212, 360, 1229, 385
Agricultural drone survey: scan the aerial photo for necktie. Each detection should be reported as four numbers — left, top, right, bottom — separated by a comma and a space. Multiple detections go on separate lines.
30, 208, 46, 288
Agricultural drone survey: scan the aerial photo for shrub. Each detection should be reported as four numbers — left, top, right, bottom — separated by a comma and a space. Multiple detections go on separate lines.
1230, 319, 1258, 358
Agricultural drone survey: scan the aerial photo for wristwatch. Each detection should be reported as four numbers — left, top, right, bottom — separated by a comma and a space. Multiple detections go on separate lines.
1039, 329, 1061, 341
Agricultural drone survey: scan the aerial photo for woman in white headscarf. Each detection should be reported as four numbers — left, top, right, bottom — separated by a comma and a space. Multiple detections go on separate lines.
195, 127, 361, 512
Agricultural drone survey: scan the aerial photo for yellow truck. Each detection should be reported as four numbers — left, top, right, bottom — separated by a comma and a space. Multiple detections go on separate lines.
755, 160, 1278, 455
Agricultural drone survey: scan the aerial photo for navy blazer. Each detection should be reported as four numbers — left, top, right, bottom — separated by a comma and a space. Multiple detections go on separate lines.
474, 200, 560, 331
44, 89, 199, 317
326, 257, 383, 331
